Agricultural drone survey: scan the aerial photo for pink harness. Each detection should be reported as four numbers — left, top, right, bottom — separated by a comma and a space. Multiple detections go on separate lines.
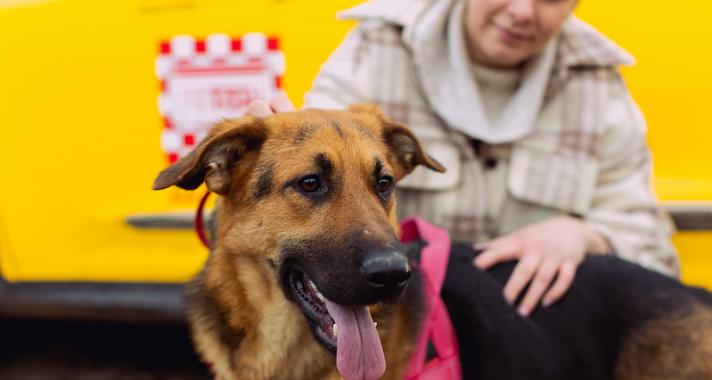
401, 218, 462, 380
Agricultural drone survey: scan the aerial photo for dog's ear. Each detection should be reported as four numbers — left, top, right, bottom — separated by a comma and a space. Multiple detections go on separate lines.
347, 104, 446, 176
153, 116, 268, 195
382, 121, 446, 178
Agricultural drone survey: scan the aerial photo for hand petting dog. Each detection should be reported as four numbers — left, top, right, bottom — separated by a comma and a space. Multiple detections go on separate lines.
474, 215, 611, 317
245, 92, 295, 116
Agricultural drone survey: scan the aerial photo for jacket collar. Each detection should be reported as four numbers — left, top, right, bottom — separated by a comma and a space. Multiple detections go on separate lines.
338, 0, 427, 28
339, 0, 635, 69
557, 17, 634, 68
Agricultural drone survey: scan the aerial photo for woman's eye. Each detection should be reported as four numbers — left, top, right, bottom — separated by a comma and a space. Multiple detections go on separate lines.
377, 176, 393, 194
299, 175, 321, 193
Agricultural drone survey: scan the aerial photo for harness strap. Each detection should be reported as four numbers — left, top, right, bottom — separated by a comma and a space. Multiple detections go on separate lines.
401, 218, 462, 380
195, 190, 212, 249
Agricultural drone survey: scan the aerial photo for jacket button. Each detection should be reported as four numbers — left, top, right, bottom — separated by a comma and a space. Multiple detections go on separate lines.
484, 156, 498, 169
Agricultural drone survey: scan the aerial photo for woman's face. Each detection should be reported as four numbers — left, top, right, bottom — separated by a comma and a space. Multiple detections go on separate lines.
464, 0, 577, 67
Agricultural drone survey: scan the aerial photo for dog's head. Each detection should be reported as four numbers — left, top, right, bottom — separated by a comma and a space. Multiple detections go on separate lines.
153, 105, 444, 380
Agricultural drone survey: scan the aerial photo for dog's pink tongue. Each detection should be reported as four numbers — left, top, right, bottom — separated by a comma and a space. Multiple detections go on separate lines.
324, 300, 386, 380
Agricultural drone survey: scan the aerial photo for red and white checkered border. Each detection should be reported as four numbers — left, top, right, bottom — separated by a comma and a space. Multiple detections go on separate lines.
156, 33, 284, 163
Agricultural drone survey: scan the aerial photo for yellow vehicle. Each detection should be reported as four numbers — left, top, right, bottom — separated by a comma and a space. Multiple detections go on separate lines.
0, 0, 710, 319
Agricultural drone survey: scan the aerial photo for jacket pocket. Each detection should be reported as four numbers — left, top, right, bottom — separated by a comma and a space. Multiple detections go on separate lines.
508, 145, 598, 216
397, 139, 461, 191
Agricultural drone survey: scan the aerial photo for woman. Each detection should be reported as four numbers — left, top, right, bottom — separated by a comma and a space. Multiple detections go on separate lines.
251, 0, 679, 317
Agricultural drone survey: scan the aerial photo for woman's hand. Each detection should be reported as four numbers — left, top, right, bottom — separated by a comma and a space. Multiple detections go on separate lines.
473, 216, 611, 317
246, 93, 295, 116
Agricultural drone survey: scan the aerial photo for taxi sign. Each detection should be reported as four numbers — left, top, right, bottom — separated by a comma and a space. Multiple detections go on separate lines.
157, 33, 285, 163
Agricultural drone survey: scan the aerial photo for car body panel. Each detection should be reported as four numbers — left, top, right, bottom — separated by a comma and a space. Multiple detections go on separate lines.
0, 0, 710, 290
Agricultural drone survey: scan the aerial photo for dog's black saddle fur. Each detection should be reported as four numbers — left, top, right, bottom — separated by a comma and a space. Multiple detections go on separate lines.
404, 241, 712, 380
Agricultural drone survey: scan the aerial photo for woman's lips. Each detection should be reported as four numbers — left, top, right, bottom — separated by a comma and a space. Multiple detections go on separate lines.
493, 23, 534, 45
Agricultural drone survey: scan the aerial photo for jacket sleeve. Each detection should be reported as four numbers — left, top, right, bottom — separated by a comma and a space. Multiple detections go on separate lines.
304, 21, 386, 109
585, 73, 680, 277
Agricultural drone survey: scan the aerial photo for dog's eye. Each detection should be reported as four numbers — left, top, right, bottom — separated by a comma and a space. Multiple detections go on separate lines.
377, 176, 393, 195
299, 175, 321, 193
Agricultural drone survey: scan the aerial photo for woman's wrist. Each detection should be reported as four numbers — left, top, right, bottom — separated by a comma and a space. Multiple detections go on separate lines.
564, 215, 612, 255
583, 224, 612, 255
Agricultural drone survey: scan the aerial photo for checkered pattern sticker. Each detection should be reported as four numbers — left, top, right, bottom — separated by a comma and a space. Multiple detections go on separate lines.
156, 33, 285, 163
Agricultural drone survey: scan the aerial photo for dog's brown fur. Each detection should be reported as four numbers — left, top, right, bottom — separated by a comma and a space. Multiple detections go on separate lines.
154, 106, 442, 380
616, 305, 712, 380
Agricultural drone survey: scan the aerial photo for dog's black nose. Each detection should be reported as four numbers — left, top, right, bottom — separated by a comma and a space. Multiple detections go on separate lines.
361, 250, 411, 288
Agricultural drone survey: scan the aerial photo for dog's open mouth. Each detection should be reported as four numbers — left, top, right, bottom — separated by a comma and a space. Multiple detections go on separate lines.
289, 270, 337, 349
288, 269, 386, 380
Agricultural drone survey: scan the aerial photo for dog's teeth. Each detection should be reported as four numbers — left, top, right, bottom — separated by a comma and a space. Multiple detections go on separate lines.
333, 323, 338, 337
374, 322, 378, 328
306, 280, 326, 302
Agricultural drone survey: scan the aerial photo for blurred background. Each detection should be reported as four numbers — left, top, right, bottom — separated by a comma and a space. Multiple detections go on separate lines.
0, 0, 710, 378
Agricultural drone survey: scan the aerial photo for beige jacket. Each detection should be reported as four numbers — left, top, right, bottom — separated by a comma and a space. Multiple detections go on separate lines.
304, 0, 679, 276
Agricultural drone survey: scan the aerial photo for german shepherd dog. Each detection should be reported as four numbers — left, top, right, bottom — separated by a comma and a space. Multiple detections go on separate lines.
153, 106, 712, 380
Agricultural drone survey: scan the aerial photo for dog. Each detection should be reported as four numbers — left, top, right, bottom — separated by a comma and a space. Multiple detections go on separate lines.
153, 105, 712, 380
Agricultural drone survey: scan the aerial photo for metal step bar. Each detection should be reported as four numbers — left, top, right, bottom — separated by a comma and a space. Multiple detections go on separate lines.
126, 202, 712, 231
